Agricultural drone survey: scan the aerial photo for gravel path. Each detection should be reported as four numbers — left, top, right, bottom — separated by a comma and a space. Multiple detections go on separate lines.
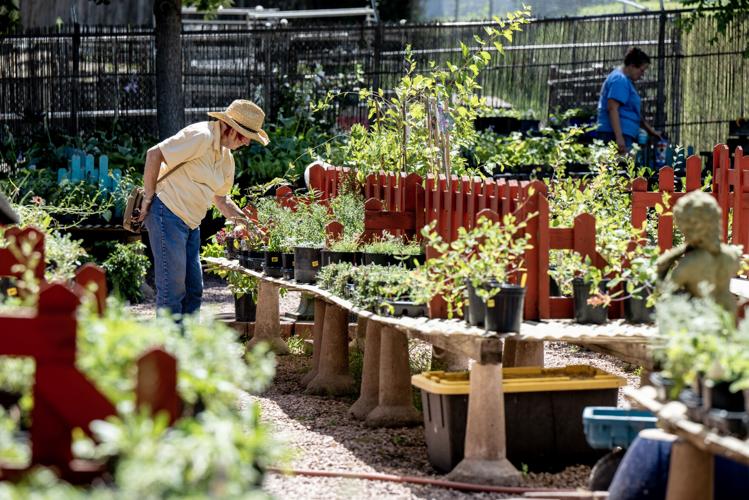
129, 275, 642, 499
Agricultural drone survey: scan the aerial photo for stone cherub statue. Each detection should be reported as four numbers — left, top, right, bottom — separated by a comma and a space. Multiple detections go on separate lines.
656, 191, 741, 315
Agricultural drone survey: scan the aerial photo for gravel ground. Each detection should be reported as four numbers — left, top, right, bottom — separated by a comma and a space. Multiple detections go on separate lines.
129, 274, 642, 499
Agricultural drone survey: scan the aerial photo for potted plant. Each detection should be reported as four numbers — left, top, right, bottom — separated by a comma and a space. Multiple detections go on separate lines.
322, 237, 360, 266
361, 232, 425, 268
414, 212, 532, 331
289, 193, 331, 283
468, 213, 532, 333
351, 264, 426, 317
571, 259, 611, 325
317, 261, 357, 298
609, 241, 659, 324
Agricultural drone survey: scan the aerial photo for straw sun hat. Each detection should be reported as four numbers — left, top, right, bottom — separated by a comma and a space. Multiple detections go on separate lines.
208, 99, 270, 146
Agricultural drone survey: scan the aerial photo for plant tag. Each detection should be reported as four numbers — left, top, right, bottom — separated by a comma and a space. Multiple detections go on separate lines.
271, 257, 278, 262
312, 260, 319, 268
486, 299, 495, 308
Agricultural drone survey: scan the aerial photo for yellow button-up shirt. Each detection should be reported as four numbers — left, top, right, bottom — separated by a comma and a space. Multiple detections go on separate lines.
156, 121, 235, 229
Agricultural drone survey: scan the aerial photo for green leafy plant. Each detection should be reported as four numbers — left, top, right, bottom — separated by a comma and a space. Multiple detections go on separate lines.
316, 8, 532, 178
361, 232, 423, 256
102, 242, 150, 303
415, 211, 533, 317
654, 291, 749, 397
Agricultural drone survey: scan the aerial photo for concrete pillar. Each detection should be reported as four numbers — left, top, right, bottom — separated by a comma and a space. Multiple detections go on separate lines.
301, 299, 327, 387
365, 326, 421, 427
351, 316, 368, 352
503, 338, 544, 367
431, 346, 469, 371
247, 281, 288, 355
447, 362, 522, 486
666, 439, 714, 500
349, 320, 382, 420
305, 303, 355, 396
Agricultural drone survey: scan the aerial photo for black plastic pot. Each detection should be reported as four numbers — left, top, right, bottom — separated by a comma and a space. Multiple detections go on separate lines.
282, 252, 295, 280
572, 278, 609, 324
224, 237, 237, 260
465, 280, 484, 327
624, 295, 654, 324
0, 390, 21, 410
263, 250, 283, 278
322, 249, 360, 266
679, 388, 705, 423
703, 381, 746, 412
703, 409, 748, 438
483, 282, 526, 334
401, 253, 425, 269
362, 252, 398, 266
238, 250, 250, 268
234, 294, 257, 322
249, 250, 265, 271
649, 372, 676, 402
294, 247, 322, 284
380, 299, 428, 318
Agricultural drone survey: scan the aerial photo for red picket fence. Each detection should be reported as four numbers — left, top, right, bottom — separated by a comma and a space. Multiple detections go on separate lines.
713, 144, 749, 251
283, 147, 749, 319
0, 225, 178, 483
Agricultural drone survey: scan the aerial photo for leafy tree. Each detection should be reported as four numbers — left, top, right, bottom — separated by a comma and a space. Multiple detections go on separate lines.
0, 0, 20, 34
92, 0, 232, 139
678, 0, 749, 57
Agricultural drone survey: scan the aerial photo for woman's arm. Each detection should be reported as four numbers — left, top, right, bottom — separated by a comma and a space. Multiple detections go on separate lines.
136, 146, 165, 222
606, 99, 627, 154
641, 119, 662, 140
213, 195, 263, 237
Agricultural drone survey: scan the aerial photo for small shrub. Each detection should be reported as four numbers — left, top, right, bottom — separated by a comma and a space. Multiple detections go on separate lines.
102, 242, 150, 303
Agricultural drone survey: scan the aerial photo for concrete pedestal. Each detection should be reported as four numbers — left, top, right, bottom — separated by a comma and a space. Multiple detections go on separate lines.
306, 303, 355, 396
301, 299, 327, 387
246, 281, 289, 355
431, 346, 469, 371
365, 326, 421, 427
349, 320, 382, 420
503, 338, 544, 367
447, 362, 522, 486
666, 439, 714, 500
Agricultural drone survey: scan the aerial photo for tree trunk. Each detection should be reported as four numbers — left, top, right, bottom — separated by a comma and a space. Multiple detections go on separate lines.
153, 0, 184, 140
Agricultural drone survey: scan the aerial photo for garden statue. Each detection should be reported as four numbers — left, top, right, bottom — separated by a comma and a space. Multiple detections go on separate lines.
656, 191, 741, 314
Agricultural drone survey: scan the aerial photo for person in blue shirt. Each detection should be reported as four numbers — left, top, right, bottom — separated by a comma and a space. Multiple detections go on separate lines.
597, 47, 661, 154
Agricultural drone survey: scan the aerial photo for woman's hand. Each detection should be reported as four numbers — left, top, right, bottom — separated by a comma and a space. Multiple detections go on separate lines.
136, 195, 153, 222
616, 138, 628, 155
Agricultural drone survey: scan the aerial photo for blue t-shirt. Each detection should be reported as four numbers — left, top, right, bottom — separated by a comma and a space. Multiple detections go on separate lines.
597, 68, 641, 139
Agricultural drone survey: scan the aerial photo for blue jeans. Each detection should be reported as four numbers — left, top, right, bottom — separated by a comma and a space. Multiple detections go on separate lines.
145, 196, 202, 316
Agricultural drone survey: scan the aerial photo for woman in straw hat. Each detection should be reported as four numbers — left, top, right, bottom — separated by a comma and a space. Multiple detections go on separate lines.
137, 99, 269, 316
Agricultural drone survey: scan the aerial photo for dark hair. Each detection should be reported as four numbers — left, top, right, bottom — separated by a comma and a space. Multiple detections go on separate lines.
624, 47, 651, 67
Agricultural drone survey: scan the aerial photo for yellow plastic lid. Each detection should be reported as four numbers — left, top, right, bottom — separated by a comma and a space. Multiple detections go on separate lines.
411, 365, 626, 395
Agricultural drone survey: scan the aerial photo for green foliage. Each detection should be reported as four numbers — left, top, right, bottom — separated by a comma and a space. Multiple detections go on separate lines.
102, 242, 150, 303
0, 299, 283, 497
472, 126, 602, 176
415, 212, 533, 317
655, 291, 749, 396
44, 231, 88, 282
350, 264, 418, 312
678, 0, 749, 57
284, 192, 333, 248
316, 262, 356, 298
317, 9, 532, 178
329, 190, 365, 243
317, 262, 421, 312
360, 232, 423, 256
546, 147, 654, 295
254, 197, 297, 252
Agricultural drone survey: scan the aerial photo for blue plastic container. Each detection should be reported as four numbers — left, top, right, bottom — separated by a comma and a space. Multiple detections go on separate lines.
583, 406, 657, 450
